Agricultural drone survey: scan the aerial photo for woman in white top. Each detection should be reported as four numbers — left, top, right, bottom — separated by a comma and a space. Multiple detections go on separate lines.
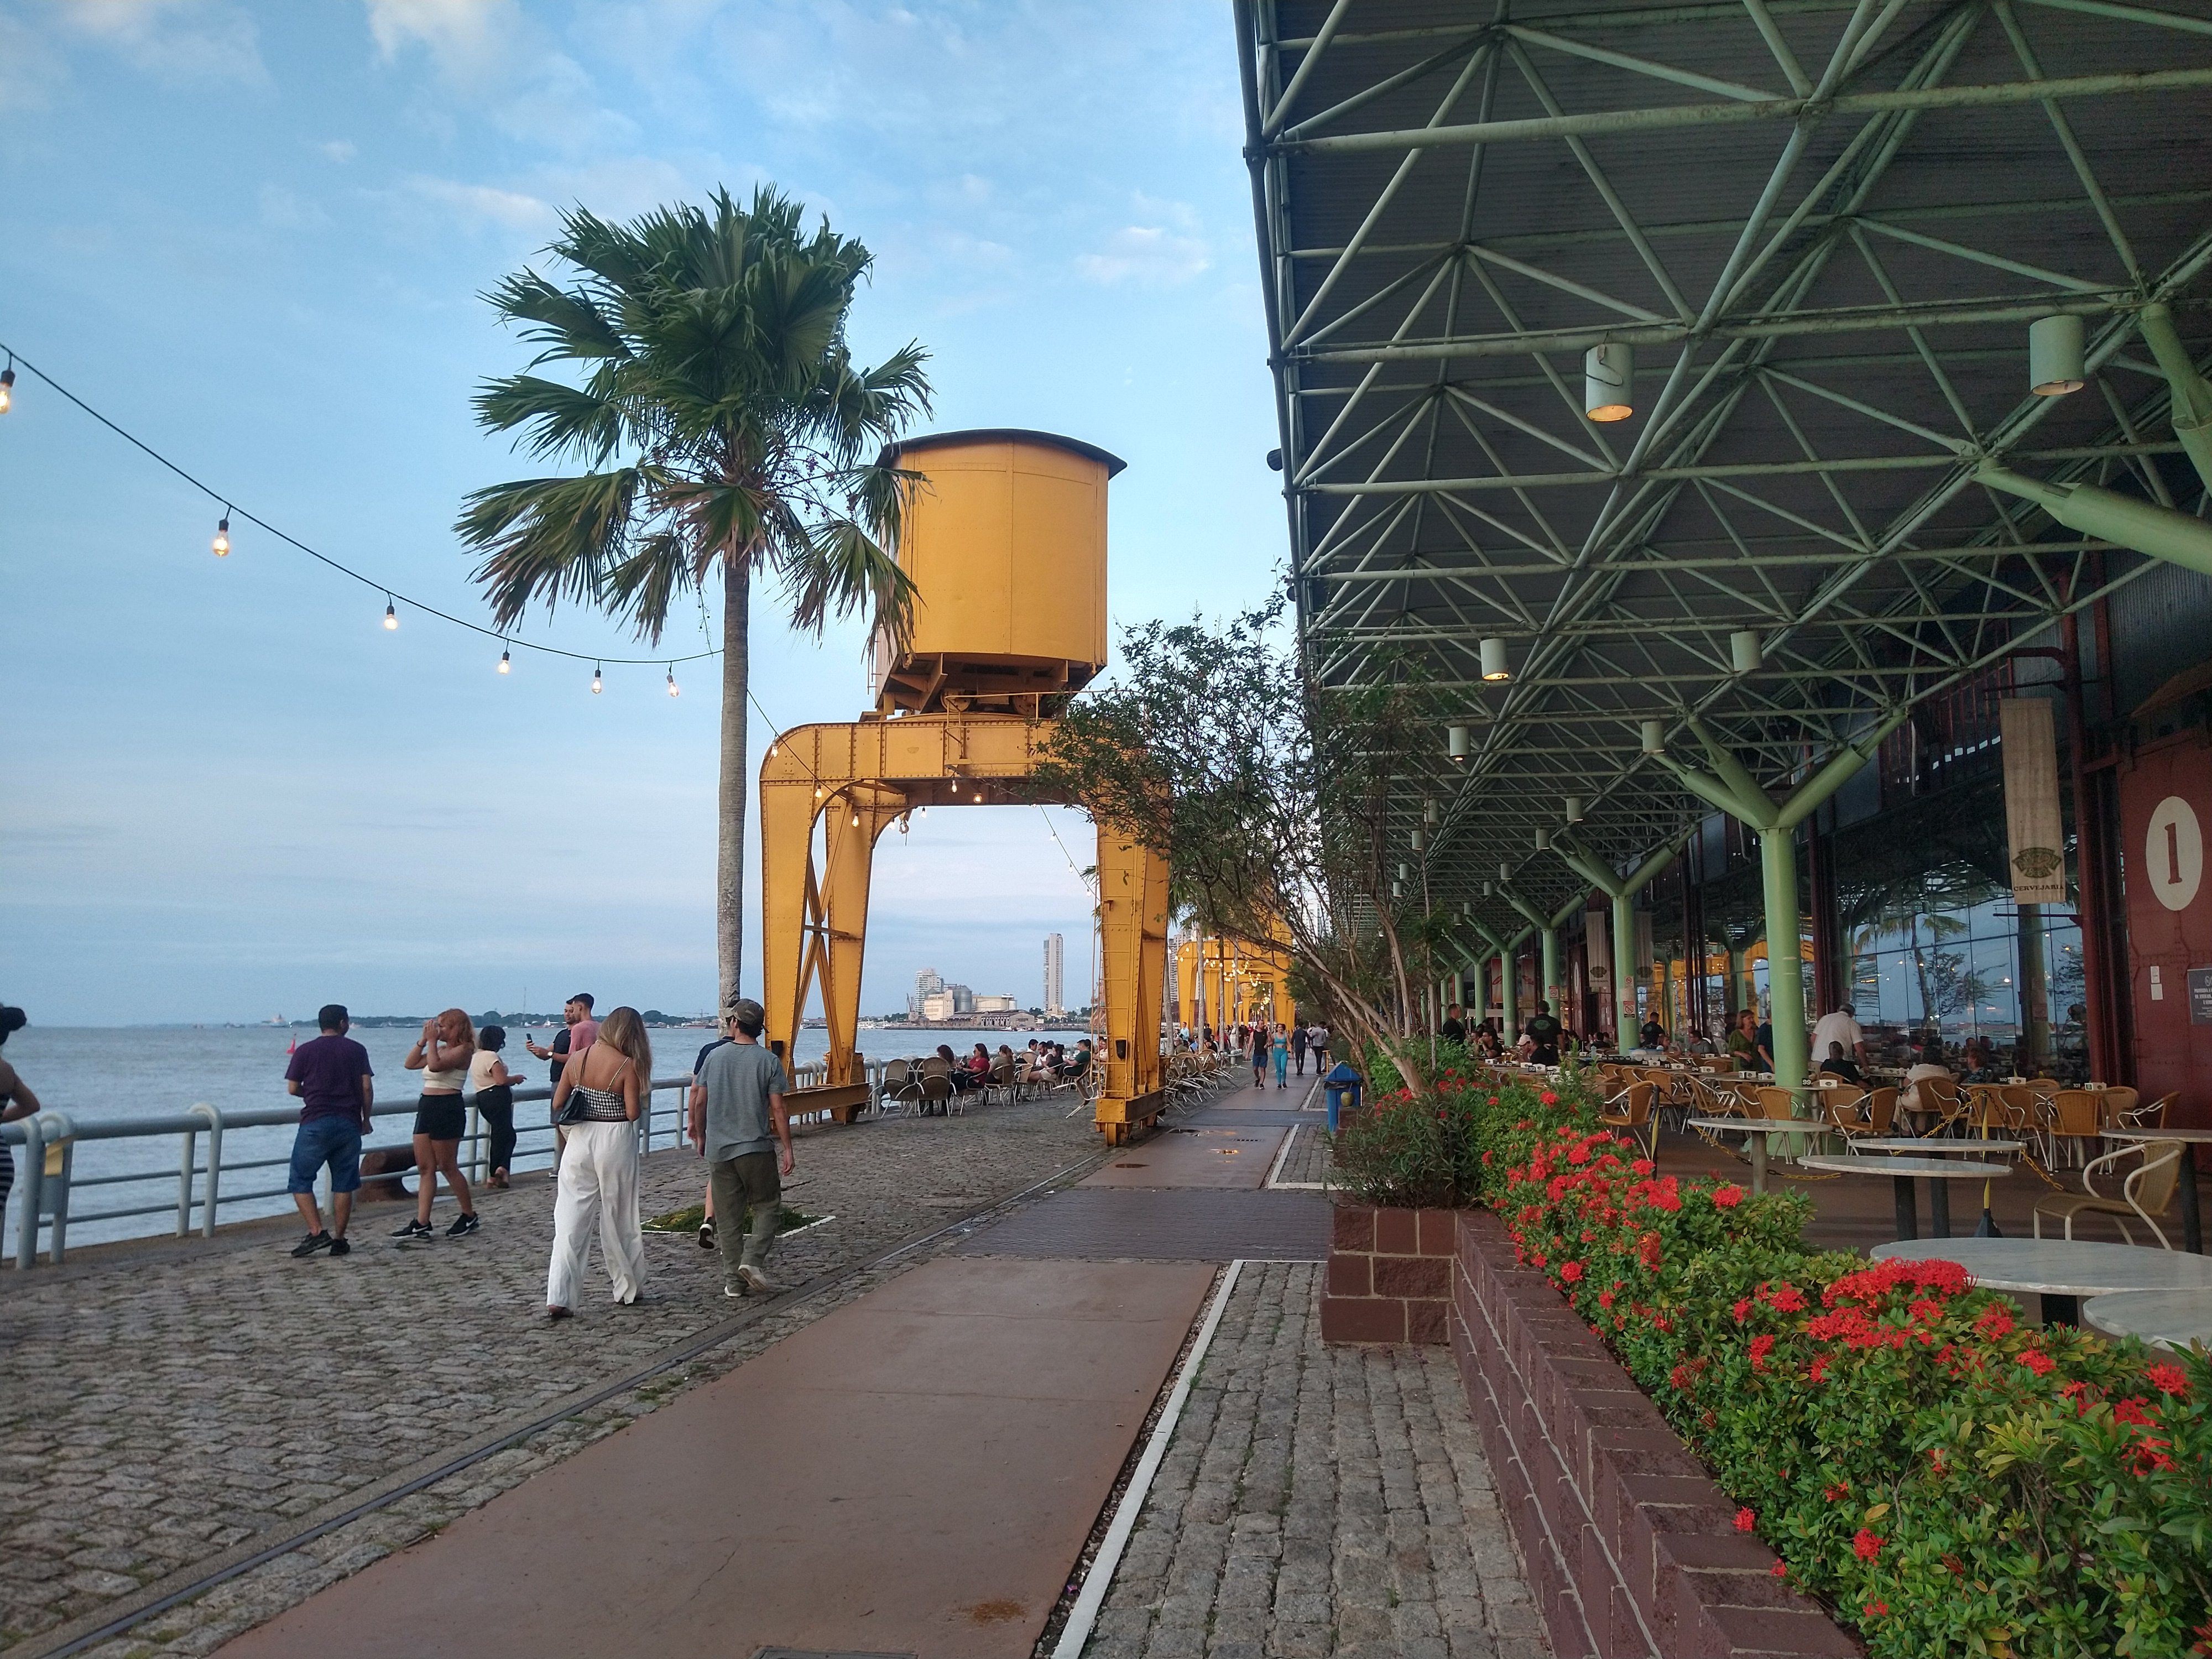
469, 1025, 530, 1190
545, 1005, 650, 1317
1901, 1035, 1953, 1117
397, 1008, 478, 1239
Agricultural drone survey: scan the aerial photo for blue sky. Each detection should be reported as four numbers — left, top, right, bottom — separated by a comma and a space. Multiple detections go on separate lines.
0, 0, 1285, 1025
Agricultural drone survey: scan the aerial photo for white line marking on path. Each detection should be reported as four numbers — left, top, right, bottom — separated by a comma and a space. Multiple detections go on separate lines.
1052, 1260, 1246, 1659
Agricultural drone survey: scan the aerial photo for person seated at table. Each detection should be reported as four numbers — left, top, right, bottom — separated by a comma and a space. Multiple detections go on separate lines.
1957, 1040, 2001, 1085
994, 1042, 1018, 1078
1817, 1041, 1862, 1085
1725, 1008, 1759, 1066
932, 1043, 971, 1091
1515, 1031, 1537, 1061
1063, 1039, 1093, 1084
1901, 1035, 1952, 1114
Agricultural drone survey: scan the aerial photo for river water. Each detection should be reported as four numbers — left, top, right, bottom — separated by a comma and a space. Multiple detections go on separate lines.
1, 1024, 1094, 1251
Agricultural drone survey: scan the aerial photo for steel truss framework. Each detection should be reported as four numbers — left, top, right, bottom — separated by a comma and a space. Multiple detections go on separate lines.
1237, 0, 2212, 967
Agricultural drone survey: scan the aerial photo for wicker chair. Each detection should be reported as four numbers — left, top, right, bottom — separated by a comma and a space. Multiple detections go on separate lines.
2034, 1140, 2185, 1249
1914, 1075, 1967, 1137
2051, 1089, 2105, 1168
2117, 1089, 2171, 1130
1600, 1082, 1656, 1159
1862, 1086, 1899, 1136
879, 1057, 920, 1117
1817, 1085, 1871, 1138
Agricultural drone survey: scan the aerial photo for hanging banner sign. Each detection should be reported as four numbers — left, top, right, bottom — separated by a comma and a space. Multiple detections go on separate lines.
2000, 696, 2068, 904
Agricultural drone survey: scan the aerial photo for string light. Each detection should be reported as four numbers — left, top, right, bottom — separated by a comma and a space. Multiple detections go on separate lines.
382, 595, 398, 630
849, 811, 860, 828
666, 664, 680, 697
211, 512, 230, 558
1, 360, 15, 414
498, 649, 511, 675
591, 663, 603, 695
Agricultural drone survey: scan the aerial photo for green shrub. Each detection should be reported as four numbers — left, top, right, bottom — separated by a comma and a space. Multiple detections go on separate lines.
1326, 1047, 1600, 1208
1478, 1094, 2212, 1656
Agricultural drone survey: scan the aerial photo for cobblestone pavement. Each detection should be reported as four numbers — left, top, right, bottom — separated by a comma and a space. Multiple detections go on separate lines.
0, 1094, 1103, 1656
1272, 1125, 1333, 1188
1081, 1261, 1545, 1659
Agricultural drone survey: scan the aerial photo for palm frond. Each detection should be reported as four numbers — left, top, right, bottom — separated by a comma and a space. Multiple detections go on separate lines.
455, 468, 648, 632
780, 516, 917, 646
483, 270, 627, 363
472, 374, 628, 464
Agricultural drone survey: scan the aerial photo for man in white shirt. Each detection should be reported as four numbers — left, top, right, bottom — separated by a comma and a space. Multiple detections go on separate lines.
1810, 1003, 1865, 1070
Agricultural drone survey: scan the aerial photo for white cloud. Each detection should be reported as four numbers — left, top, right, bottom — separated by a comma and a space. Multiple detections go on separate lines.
404, 174, 557, 233
1076, 225, 1211, 288
56, 0, 265, 85
320, 139, 358, 163
363, 0, 520, 80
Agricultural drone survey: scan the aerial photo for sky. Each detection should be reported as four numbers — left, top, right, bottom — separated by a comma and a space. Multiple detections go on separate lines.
0, 0, 1288, 1026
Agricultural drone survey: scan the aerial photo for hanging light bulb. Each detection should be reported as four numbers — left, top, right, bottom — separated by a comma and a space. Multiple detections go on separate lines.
590, 663, 603, 695
666, 665, 680, 698
919, 804, 928, 818
769, 742, 779, 757
211, 512, 230, 557
0, 361, 14, 413
383, 596, 398, 630
1584, 342, 1634, 421
498, 648, 512, 675
814, 785, 825, 800
850, 811, 861, 828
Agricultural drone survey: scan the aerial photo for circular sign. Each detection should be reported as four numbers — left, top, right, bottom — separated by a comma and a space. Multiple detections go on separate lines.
2146, 795, 2204, 912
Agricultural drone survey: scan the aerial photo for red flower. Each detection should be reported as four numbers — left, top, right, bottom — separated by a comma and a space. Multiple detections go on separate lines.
1560, 1260, 1585, 1283
1808, 1355, 1831, 1383
1770, 1561, 1787, 1577
2017, 1348, 2057, 1376
1731, 1298, 1752, 1324
1973, 1305, 2015, 1340
1638, 1233, 1663, 1271
1631, 1158, 1655, 1176
1710, 1182, 1744, 1209
1862, 1600, 1890, 1618
1540, 1090, 1558, 1105
1734, 1507, 1755, 1532
1853, 1528, 1883, 1562
2146, 1361, 2190, 1398
1823, 1480, 1849, 1502
2113, 1396, 2155, 1427
1597, 1290, 1615, 1310
1749, 1334, 1777, 1372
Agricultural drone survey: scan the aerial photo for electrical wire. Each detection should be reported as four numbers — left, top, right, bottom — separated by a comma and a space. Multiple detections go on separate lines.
0, 340, 718, 667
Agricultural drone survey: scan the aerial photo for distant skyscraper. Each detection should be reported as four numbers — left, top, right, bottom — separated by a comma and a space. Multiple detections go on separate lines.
909, 966, 945, 1019
1044, 933, 1066, 1017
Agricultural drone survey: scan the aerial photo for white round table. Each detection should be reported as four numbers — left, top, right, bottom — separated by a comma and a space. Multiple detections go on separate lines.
1831, 1140, 2025, 1235
1799, 1155, 2010, 1242
1684, 1116, 1829, 1193
2082, 1288, 2212, 1350
1872, 1237, 2212, 1324
2103, 1128, 2212, 1254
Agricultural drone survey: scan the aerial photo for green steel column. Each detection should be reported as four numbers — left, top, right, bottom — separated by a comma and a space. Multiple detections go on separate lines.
1760, 828, 1809, 1089
1469, 957, 1486, 1026
1541, 926, 1561, 1018
1499, 941, 1518, 1041
1612, 891, 1639, 1043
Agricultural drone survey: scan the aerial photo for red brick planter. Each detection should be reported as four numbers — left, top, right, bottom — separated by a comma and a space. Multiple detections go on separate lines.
1319, 1202, 1459, 1345
1451, 1208, 1861, 1659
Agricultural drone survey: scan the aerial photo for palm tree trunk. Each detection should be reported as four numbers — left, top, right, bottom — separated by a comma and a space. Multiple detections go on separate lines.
718, 557, 752, 1006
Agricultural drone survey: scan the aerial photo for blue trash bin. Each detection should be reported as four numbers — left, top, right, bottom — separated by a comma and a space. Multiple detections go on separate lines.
1322, 1062, 1362, 1133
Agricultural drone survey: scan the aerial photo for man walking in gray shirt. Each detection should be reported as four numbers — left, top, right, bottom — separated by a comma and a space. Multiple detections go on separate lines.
688, 998, 795, 1297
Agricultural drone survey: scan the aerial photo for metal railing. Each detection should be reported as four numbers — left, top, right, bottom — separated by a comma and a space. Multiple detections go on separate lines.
0, 1059, 901, 1269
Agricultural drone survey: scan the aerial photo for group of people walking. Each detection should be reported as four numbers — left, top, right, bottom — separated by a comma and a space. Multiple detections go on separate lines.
274, 992, 796, 1317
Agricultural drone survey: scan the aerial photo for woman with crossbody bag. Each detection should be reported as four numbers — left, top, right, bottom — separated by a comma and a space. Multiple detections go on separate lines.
544, 1005, 650, 1317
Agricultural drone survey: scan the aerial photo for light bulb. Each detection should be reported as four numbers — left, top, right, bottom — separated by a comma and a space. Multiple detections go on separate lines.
849, 812, 860, 828
498, 649, 511, 675
383, 598, 398, 630
211, 514, 229, 557
814, 786, 824, 800
769, 742, 778, 757
666, 667, 680, 697
0, 365, 13, 413
591, 664, 603, 694
919, 805, 928, 818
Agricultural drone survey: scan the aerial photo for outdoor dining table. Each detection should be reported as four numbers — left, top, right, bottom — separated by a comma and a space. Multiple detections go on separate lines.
1684, 1115, 1829, 1196
1872, 1236, 2212, 1326
2081, 1287, 2212, 1351
1798, 1154, 2011, 1242
1834, 1138, 2026, 1238
2102, 1126, 2212, 1255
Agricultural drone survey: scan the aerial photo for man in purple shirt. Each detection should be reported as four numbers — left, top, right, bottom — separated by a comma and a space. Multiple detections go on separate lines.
284, 1003, 374, 1258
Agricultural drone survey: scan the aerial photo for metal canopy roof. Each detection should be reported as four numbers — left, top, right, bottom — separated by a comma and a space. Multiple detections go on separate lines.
1235, 0, 2212, 938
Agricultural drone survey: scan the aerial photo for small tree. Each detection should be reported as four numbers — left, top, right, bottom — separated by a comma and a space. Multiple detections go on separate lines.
1034, 600, 1452, 1093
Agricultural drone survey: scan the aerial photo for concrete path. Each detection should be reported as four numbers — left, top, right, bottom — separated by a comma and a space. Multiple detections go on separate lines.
1084, 1126, 1286, 1190
216, 1258, 1215, 1659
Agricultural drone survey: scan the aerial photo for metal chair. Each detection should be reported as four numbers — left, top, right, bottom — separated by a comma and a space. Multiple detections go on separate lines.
1861, 1086, 1899, 1138
879, 1058, 919, 1117
2051, 1089, 2104, 1169
1915, 1075, 1967, 1137
1819, 1086, 1874, 1139
2034, 1139, 2185, 1249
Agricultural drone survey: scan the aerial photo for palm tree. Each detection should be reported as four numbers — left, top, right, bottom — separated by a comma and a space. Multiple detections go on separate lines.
457, 187, 931, 1003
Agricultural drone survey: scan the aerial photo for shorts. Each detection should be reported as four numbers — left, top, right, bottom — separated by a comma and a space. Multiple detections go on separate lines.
288, 1115, 363, 1194
413, 1096, 466, 1141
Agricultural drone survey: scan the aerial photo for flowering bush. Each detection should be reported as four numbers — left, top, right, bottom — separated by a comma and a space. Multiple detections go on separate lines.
1470, 1084, 2212, 1657
1327, 1045, 1599, 1207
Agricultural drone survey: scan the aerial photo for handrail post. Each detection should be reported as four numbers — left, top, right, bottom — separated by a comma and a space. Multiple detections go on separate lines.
196, 1104, 224, 1238
178, 1123, 197, 1238
184, 1104, 221, 1237
14, 1115, 44, 1269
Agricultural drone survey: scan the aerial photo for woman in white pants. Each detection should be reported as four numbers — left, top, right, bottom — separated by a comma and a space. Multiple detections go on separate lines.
545, 1005, 650, 1317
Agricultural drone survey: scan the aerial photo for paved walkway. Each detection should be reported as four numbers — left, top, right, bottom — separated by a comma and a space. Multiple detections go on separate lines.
4, 1073, 1545, 1659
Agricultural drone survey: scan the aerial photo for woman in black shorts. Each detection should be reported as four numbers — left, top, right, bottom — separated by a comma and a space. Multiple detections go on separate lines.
0, 1005, 41, 1220
469, 1024, 528, 1189
395, 1007, 478, 1238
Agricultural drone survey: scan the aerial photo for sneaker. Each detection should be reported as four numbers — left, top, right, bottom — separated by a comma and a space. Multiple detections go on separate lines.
724, 1284, 748, 1298
736, 1263, 781, 1297
446, 1212, 481, 1238
328, 1236, 352, 1258
291, 1231, 332, 1258
392, 1219, 433, 1239
698, 1220, 716, 1251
